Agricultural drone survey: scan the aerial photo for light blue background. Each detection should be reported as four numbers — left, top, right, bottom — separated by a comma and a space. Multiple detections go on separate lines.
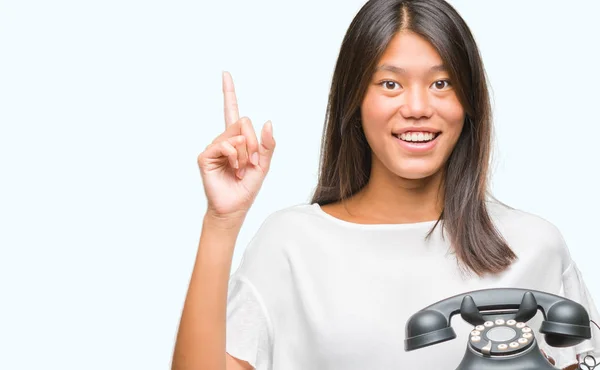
1, 0, 598, 369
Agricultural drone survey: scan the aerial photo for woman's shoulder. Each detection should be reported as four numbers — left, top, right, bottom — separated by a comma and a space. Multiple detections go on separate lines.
485, 199, 562, 235
257, 202, 322, 230
243, 203, 325, 250
233, 203, 326, 278
485, 198, 571, 263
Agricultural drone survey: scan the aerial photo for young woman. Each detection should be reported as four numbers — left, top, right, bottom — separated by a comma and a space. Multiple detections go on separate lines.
172, 0, 599, 369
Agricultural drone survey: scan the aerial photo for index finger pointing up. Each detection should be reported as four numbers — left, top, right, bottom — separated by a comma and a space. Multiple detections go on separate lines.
222, 71, 240, 127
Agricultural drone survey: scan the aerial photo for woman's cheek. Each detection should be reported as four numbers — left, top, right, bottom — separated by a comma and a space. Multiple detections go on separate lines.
436, 95, 465, 124
364, 98, 398, 128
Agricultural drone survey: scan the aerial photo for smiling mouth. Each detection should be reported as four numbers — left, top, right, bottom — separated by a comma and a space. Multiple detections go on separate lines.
393, 132, 441, 143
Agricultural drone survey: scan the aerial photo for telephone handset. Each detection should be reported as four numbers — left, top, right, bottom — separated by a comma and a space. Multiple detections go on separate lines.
404, 288, 592, 369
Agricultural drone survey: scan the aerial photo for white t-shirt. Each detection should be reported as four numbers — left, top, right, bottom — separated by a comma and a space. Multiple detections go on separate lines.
225, 201, 600, 369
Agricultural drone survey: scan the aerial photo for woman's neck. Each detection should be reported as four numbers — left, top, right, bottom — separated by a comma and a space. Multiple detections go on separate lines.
345, 169, 445, 224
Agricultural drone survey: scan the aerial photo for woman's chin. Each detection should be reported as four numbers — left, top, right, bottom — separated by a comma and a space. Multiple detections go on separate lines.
371, 156, 443, 181
392, 166, 442, 181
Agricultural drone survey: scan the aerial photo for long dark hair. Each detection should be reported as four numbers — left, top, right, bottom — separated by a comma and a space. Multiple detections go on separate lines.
311, 0, 517, 277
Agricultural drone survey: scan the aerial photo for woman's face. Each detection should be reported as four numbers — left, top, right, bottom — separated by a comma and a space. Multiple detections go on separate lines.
361, 31, 465, 181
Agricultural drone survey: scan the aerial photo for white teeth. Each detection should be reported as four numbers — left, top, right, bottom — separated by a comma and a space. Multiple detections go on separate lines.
398, 132, 437, 142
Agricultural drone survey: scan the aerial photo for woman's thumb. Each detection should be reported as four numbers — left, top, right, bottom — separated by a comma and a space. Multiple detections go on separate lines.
258, 120, 276, 169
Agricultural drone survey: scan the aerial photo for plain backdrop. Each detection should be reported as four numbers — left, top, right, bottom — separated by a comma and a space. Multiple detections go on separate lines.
1, 0, 598, 369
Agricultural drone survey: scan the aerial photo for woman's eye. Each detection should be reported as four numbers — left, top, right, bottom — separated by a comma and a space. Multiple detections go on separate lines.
381, 81, 400, 90
432, 80, 451, 90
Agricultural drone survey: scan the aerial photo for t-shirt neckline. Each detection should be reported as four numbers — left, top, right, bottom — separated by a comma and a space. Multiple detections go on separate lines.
310, 203, 441, 230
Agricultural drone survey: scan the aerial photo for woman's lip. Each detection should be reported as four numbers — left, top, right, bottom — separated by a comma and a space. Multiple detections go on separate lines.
393, 133, 440, 153
393, 128, 442, 135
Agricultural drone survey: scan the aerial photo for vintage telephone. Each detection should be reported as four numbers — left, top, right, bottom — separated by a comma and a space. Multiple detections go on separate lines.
404, 288, 593, 369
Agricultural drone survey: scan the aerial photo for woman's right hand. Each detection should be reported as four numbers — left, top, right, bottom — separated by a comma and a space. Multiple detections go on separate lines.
197, 71, 276, 221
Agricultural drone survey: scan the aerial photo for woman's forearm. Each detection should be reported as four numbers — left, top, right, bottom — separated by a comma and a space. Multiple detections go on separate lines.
171, 213, 244, 370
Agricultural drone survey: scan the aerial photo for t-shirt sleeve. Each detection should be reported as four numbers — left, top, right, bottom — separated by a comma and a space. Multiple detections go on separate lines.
539, 261, 600, 368
225, 274, 273, 370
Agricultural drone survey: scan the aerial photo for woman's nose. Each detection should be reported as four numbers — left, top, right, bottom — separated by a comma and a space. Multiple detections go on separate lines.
398, 88, 433, 119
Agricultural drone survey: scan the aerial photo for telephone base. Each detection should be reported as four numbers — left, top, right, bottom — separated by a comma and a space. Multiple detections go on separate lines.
456, 341, 557, 370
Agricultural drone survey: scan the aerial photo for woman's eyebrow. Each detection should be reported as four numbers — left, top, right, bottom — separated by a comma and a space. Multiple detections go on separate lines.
375, 64, 448, 74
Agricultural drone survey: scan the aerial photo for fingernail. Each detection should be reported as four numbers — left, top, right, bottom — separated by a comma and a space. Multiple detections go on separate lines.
251, 152, 258, 165
234, 159, 239, 169
239, 168, 246, 178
